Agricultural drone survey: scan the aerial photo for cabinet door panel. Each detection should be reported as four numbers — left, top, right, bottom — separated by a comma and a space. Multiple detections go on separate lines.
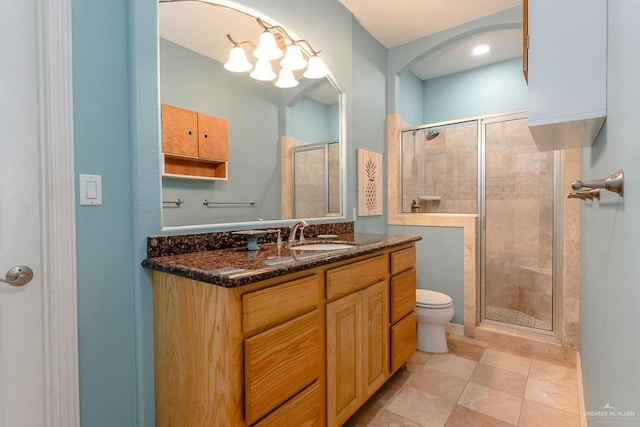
363, 280, 389, 398
254, 381, 322, 427
326, 292, 362, 426
197, 113, 228, 160
161, 104, 198, 156
391, 268, 416, 324
391, 311, 416, 373
245, 310, 320, 425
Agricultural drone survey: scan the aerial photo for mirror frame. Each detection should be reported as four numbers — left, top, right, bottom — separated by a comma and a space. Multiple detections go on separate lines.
158, 0, 348, 232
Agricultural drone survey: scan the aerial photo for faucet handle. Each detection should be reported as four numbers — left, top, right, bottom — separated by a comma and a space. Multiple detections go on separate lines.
299, 227, 306, 242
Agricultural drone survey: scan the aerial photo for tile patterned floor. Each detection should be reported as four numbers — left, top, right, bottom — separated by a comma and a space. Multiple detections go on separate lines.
345, 335, 580, 427
485, 305, 552, 331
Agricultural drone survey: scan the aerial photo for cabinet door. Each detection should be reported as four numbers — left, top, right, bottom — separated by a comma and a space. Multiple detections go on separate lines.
197, 113, 228, 160
161, 104, 198, 156
362, 280, 389, 399
326, 292, 362, 427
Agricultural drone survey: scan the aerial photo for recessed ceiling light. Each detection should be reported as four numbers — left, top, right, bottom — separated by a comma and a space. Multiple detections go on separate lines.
472, 44, 490, 56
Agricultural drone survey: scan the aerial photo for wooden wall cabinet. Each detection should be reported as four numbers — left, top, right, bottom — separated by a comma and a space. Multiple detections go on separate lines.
152, 243, 416, 426
526, 0, 607, 151
161, 103, 229, 180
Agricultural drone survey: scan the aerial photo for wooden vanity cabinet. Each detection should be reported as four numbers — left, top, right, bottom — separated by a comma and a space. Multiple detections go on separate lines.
161, 103, 228, 180
152, 242, 417, 427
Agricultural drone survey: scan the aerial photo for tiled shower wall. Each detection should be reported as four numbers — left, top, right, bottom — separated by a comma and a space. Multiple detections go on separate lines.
401, 123, 478, 214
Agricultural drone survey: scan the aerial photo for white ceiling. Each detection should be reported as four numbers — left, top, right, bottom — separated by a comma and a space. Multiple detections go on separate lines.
338, 0, 521, 49
160, 0, 523, 85
338, 0, 523, 80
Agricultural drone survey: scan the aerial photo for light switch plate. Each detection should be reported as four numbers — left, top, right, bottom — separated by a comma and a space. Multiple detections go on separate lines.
79, 174, 103, 206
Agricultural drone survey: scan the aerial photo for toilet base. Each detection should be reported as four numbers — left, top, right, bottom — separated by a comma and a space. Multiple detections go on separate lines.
417, 323, 448, 353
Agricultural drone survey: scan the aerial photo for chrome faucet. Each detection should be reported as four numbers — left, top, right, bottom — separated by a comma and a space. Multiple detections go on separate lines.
288, 219, 308, 245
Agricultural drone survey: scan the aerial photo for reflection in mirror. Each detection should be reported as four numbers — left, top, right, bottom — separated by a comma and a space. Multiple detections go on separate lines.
292, 141, 340, 218
158, 0, 342, 227
401, 121, 478, 214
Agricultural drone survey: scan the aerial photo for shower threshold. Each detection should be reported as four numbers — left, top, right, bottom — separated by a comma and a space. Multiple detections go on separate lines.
485, 305, 551, 330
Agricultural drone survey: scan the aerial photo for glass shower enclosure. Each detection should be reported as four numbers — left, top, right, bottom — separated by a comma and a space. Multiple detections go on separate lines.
400, 112, 560, 334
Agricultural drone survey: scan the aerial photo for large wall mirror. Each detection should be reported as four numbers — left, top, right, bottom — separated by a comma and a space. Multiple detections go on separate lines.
159, 0, 344, 228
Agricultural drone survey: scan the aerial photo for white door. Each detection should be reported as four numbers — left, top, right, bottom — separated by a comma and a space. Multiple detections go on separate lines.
0, 0, 47, 425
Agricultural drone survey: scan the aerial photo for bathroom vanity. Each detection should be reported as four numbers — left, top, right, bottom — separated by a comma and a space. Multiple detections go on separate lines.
143, 232, 419, 426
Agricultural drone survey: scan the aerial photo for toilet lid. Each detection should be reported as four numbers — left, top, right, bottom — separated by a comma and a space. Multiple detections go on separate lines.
416, 289, 453, 308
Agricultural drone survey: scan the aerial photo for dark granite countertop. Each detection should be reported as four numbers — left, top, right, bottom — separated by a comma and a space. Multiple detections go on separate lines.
142, 233, 421, 287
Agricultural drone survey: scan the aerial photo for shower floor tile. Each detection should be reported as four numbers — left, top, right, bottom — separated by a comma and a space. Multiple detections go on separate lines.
485, 305, 552, 330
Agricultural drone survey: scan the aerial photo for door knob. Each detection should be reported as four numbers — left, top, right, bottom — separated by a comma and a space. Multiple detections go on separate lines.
0, 265, 34, 287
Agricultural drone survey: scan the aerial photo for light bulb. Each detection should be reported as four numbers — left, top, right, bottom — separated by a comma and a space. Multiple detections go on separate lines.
253, 30, 283, 60
224, 46, 253, 73
275, 67, 299, 88
303, 55, 327, 79
472, 44, 490, 56
250, 58, 276, 81
281, 44, 307, 71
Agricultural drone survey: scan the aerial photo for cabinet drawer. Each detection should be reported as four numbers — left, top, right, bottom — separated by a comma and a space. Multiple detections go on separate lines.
254, 381, 322, 427
390, 246, 416, 275
243, 274, 320, 335
326, 255, 387, 300
390, 311, 416, 372
245, 310, 321, 425
391, 269, 416, 324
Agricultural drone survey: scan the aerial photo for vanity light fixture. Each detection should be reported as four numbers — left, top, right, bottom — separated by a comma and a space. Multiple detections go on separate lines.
223, 36, 254, 73
224, 17, 327, 87
472, 44, 490, 56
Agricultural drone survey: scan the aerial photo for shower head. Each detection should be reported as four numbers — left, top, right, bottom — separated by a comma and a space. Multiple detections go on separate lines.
425, 128, 440, 141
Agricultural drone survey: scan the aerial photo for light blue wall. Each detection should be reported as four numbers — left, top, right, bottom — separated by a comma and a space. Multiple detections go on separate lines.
423, 58, 527, 123
389, 226, 464, 324
579, 0, 640, 422
290, 96, 336, 143
351, 19, 388, 233
72, 0, 136, 426
398, 70, 424, 126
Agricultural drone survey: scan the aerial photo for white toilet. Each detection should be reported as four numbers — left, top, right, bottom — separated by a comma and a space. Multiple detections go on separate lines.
415, 289, 454, 353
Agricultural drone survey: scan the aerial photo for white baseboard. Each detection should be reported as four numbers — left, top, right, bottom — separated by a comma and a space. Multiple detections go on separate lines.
576, 351, 587, 427
445, 322, 464, 336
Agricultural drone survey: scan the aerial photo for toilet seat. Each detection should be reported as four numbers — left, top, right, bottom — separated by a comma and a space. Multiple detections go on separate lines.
416, 289, 453, 309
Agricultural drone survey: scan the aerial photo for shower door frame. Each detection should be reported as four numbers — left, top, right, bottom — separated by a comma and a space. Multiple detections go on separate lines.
478, 111, 563, 338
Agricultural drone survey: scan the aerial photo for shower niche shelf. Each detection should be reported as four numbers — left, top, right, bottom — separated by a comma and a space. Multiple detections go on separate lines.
417, 196, 441, 202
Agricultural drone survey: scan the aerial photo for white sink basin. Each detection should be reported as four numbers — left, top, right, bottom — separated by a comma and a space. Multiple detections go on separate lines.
290, 243, 355, 251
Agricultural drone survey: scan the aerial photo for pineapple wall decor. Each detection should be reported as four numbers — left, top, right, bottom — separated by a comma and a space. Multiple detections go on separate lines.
357, 148, 382, 216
